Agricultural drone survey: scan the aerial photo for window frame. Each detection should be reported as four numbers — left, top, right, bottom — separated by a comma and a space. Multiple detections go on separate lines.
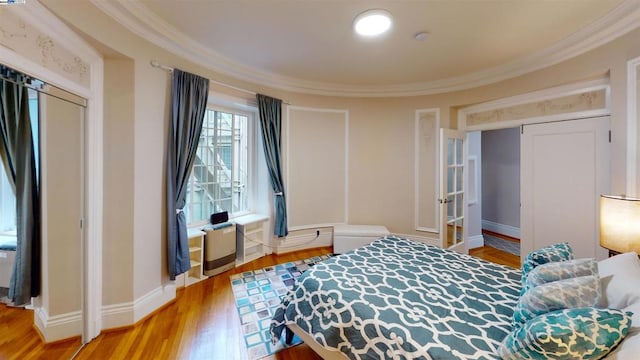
185, 100, 259, 227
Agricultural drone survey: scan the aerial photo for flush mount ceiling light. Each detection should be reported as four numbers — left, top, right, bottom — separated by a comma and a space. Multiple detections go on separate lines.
353, 9, 392, 37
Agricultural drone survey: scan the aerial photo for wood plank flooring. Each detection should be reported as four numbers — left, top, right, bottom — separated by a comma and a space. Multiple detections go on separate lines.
0, 245, 519, 360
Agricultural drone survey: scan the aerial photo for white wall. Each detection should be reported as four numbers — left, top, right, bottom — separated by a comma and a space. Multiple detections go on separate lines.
286, 107, 347, 228
103, 58, 134, 307
40, 0, 640, 336
481, 127, 521, 236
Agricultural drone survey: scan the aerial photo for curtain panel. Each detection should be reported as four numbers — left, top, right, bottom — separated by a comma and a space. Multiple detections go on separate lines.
0, 77, 40, 306
256, 94, 288, 237
166, 69, 209, 280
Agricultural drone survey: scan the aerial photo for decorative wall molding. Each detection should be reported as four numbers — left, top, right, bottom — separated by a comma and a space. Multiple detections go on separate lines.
414, 108, 440, 233
460, 79, 610, 131
36, 36, 88, 80
0, 4, 90, 89
466, 89, 606, 127
285, 106, 349, 228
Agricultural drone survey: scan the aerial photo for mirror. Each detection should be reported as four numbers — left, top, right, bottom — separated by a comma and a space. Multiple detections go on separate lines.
0, 63, 86, 354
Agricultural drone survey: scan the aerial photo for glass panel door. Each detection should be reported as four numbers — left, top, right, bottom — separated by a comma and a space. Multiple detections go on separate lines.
440, 129, 466, 253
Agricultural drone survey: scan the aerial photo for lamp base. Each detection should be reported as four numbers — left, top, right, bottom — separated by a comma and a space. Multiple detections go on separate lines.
606, 249, 640, 259
608, 249, 621, 257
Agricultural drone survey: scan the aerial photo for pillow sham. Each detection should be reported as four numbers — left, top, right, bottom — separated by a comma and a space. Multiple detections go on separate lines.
521, 242, 574, 292
523, 257, 597, 294
513, 274, 601, 325
598, 252, 640, 309
499, 307, 633, 360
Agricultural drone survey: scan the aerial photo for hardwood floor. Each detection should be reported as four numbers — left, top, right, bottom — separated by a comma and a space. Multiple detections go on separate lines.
0, 302, 82, 360
481, 229, 520, 244
0, 245, 519, 360
469, 245, 520, 268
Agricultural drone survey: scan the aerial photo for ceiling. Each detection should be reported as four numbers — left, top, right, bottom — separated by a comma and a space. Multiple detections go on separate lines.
92, 0, 640, 97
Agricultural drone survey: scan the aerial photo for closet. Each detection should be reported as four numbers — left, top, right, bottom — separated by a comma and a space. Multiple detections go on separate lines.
0, 63, 86, 344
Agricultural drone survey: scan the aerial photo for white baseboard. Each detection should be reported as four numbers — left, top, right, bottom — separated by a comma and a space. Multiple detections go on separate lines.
101, 283, 176, 330
33, 307, 82, 342
101, 301, 134, 330
174, 273, 186, 289
133, 283, 176, 323
468, 234, 485, 249
481, 220, 520, 239
275, 228, 333, 254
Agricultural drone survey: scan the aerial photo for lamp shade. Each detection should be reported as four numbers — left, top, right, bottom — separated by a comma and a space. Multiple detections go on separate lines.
600, 195, 640, 253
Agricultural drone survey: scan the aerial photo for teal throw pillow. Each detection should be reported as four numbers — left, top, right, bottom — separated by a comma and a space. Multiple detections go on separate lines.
499, 307, 632, 360
513, 275, 601, 326
521, 242, 574, 293
523, 257, 597, 294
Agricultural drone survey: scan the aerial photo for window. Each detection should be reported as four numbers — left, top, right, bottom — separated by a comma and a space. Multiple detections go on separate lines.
185, 105, 256, 224
0, 89, 38, 235
0, 161, 16, 233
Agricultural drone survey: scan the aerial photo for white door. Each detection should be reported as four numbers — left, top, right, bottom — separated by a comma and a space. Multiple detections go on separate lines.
521, 117, 610, 260
40, 90, 85, 328
439, 129, 466, 253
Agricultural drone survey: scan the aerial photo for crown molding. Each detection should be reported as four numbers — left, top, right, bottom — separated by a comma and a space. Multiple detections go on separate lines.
92, 0, 640, 98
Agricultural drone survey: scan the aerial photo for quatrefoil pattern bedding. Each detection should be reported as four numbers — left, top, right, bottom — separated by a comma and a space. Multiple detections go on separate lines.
270, 236, 522, 360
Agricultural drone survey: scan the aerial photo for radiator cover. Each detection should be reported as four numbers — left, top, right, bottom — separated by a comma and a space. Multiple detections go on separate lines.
203, 223, 236, 276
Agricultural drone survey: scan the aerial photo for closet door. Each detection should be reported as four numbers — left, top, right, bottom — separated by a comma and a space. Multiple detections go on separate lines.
520, 117, 609, 260
40, 90, 84, 327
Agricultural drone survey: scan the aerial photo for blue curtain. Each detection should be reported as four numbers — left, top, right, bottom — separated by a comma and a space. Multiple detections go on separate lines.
0, 71, 40, 306
256, 94, 288, 237
166, 69, 209, 280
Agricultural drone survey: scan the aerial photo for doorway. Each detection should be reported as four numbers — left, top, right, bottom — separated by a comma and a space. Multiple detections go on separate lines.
468, 116, 610, 261
0, 63, 86, 354
482, 128, 521, 255
468, 128, 521, 257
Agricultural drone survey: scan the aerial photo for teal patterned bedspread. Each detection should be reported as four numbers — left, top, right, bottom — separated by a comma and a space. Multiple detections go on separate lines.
270, 235, 521, 359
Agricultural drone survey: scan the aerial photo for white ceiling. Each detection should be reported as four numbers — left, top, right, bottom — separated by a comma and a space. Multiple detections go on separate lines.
92, 0, 640, 97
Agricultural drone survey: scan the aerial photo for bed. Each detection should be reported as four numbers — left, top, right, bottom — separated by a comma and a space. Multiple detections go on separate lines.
270, 235, 640, 360
270, 235, 521, 359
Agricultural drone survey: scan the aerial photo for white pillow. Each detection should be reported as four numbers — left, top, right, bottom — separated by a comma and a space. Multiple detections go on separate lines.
598, 252, 640, 330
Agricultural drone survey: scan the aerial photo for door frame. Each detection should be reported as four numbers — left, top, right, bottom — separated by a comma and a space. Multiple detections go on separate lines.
456, 79, 611, 254
0, 2, 104, 343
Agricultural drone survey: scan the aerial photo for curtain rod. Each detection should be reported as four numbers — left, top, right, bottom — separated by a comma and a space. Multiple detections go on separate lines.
150, 60, 290, 105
